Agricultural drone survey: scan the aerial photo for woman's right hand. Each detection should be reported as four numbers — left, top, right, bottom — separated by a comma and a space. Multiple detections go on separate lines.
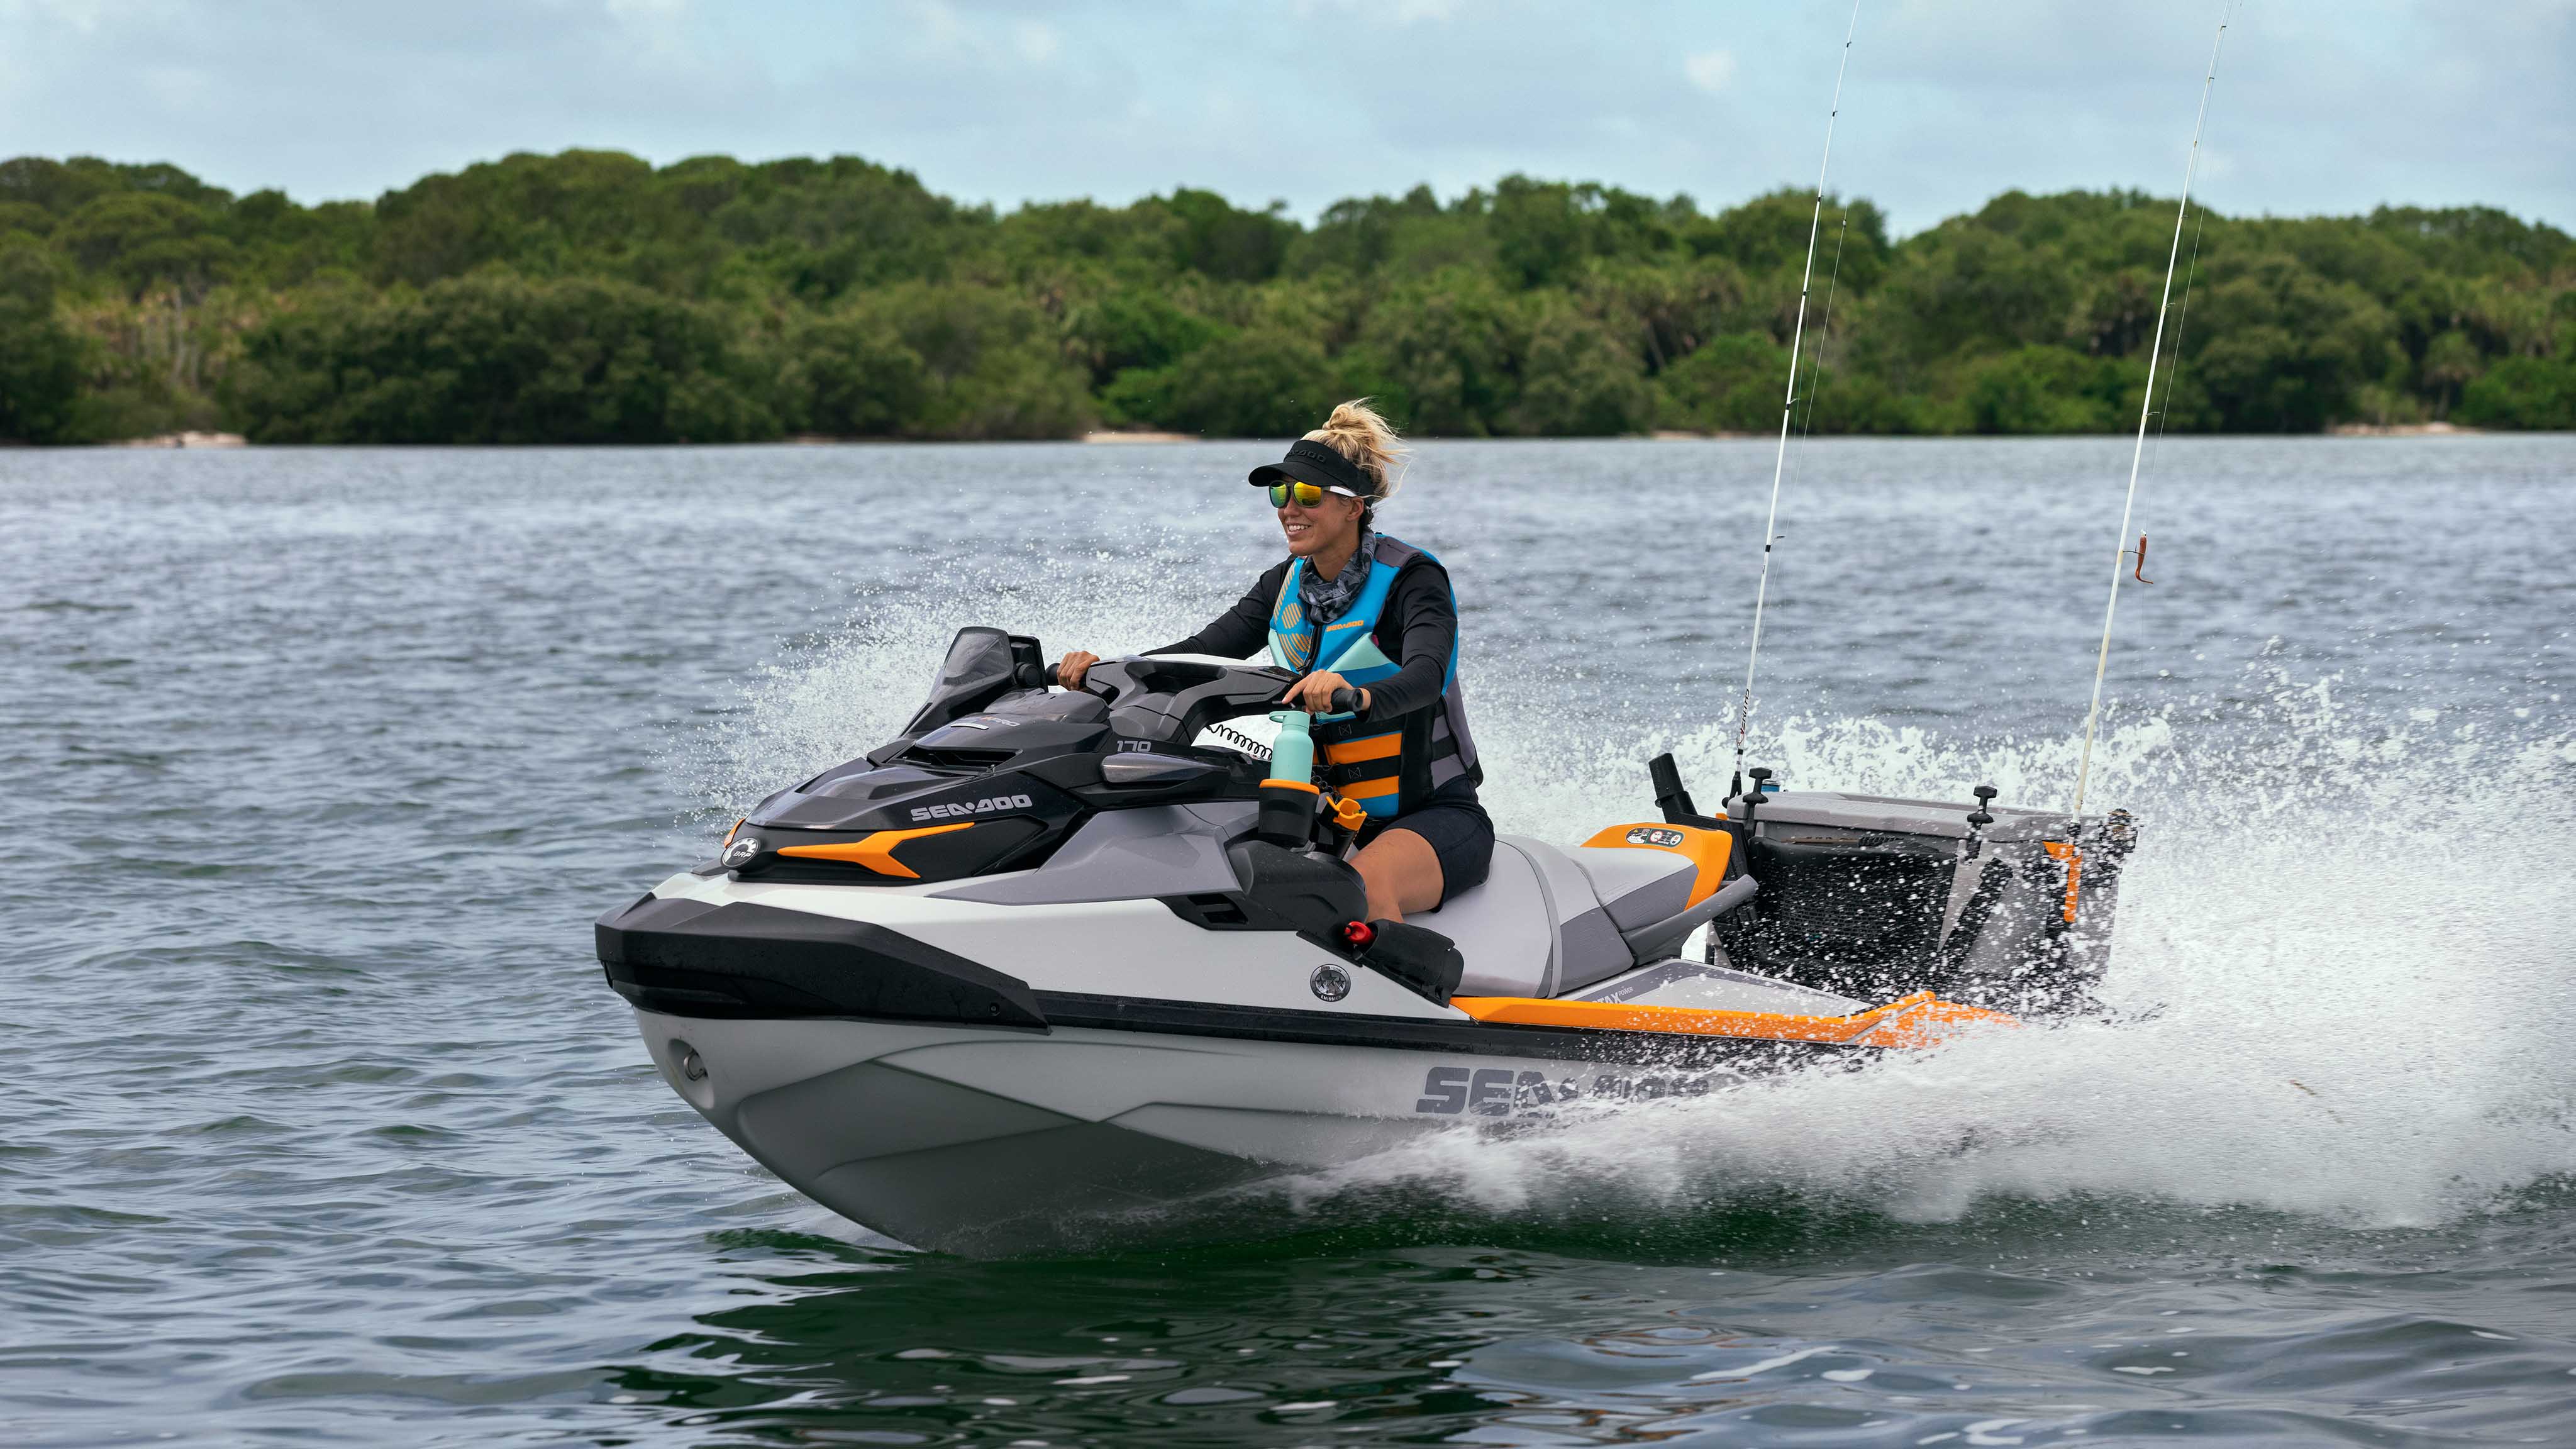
1055, 650, 1100, 691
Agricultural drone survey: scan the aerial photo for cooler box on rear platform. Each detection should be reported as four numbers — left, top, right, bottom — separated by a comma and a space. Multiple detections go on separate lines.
1713, 789, 2134, 1013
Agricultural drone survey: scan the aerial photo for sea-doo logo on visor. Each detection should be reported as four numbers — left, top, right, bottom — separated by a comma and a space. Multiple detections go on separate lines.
909, 792, 1034, 822
1626, 826, 1687, 848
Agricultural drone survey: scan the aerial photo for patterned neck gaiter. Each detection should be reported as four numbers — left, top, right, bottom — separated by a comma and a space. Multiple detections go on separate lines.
1298, 530, 1376, 635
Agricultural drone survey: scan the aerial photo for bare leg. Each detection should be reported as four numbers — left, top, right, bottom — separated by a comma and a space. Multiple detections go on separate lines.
1353, 826, 1445, 923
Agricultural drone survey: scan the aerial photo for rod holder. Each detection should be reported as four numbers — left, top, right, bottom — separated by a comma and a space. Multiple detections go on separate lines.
1648, 753, 1725, 831
1963, 784, 1997, 860
1738, 767, 1774, 831
1256, 780, 1319, 848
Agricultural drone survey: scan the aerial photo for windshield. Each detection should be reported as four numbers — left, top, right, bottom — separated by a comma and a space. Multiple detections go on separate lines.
924, 627, 1018, 711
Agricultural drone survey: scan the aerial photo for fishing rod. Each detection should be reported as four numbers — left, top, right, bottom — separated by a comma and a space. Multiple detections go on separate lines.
1731, 0, 1862, 799
2070, 8, 2232, 815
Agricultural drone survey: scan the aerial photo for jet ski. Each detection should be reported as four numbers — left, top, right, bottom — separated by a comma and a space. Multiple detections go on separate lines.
597, 627, 2135, 1254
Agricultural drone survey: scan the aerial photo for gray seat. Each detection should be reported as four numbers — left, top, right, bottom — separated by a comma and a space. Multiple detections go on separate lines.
1433, 836, 1651, 997
1568, 845, 1695, 930
1570, 842, 1756, 965
1431, 839, 1555, 997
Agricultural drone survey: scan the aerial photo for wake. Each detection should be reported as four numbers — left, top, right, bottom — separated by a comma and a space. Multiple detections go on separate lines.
684, 579, 2576, 1234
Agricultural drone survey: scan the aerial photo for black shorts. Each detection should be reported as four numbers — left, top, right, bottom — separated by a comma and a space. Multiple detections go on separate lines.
1367, 780, 1494, 906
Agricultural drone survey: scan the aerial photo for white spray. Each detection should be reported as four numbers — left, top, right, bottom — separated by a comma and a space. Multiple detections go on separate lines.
693, 563, 2576, 1233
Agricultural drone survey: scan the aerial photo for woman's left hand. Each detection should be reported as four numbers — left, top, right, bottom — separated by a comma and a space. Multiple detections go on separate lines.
1281, 670, 1368, 715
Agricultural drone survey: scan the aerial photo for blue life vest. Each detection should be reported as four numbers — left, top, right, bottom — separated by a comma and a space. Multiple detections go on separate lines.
1266, 535, 1479, 819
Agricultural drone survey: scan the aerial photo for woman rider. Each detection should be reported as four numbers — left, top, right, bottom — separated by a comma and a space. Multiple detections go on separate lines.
1055, 400, 1491, 924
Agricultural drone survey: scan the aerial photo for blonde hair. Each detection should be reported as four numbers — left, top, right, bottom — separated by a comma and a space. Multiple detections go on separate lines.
1304, 399, 1407, 514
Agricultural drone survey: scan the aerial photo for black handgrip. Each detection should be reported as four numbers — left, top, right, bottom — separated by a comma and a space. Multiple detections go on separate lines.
1328, 687, 1362, 714
1043, 662, 1062, 687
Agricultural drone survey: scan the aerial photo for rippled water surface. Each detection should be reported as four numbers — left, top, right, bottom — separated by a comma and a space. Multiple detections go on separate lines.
5, 436, 2572, 1446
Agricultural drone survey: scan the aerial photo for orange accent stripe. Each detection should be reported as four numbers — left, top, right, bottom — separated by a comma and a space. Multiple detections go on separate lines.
1340, 777, 1398, 799
1449, 991, 2018, 1049
2043, 841, 2084, 923
723, 817, 745, 848
1324, 734, 1401, 763
777, 823, 971, 880
1260, 778, 1320, 794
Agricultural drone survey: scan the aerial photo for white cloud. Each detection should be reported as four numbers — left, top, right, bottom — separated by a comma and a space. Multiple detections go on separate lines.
603, 0, 694, 60
1289, 0, 1465, 23
1684, 48, 1735, 94
0, 0, 2562, 233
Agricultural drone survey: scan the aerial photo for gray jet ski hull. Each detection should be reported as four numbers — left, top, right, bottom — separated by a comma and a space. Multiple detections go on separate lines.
631, 1004, 1845, 1256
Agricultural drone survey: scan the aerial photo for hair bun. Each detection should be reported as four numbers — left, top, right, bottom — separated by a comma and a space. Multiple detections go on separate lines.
1306, 399, 1408, 504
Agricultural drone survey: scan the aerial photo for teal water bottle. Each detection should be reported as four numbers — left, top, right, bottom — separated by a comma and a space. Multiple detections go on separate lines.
1257, 709, 1320, 847
1267, 709, 1315, 786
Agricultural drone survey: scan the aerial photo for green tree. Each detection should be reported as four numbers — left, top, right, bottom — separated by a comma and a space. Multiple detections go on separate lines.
1288, 185, 1446, 277
843, 282, 1091, 440
8, 148, 2574, 443
2458, 358, 2576, 429
2188, 255, 2394, 431
1513, 303, 1652, 435
0, 238, 83, 441
55, 192, 235, 299
1658, 331, 1786, 433
2419, 328, 2483, 418
1162, 330, 1337, 436
787, 311, 929, 436
1867, 223, 2074, 364
228, 274, 779, 443
1351, 269, 1519, 435
1965, 346, 2130, 433
1160, 188, 1296, 282
1067, 287, 1223, 386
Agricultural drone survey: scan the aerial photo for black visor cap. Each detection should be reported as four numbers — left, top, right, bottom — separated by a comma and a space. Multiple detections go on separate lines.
1248, 438, 1374, 499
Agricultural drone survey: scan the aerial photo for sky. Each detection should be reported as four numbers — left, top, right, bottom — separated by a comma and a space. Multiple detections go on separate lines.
2, 0, 2570, 235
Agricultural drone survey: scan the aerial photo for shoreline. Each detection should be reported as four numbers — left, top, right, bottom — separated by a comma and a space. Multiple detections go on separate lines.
106, 431, 248, 448
2326, 420, 2482, 437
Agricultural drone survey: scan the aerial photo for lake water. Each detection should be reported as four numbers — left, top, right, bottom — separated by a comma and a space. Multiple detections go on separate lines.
4, 435, 2572, 1446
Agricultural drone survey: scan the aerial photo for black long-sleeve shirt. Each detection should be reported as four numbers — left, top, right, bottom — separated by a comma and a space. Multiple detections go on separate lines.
1152, 557, 1458, 723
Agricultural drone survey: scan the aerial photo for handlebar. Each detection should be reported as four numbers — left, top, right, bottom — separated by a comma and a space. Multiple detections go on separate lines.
1044, 659, 1113, 699
1040, 654, 1352, 713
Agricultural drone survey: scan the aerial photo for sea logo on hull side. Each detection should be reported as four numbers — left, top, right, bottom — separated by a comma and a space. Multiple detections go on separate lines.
1309, 963, 1351, 1002
1413, 1064, 1733, 1116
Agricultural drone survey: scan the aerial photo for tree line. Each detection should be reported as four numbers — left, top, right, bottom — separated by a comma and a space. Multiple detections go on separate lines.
1, 149, 2570, 445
